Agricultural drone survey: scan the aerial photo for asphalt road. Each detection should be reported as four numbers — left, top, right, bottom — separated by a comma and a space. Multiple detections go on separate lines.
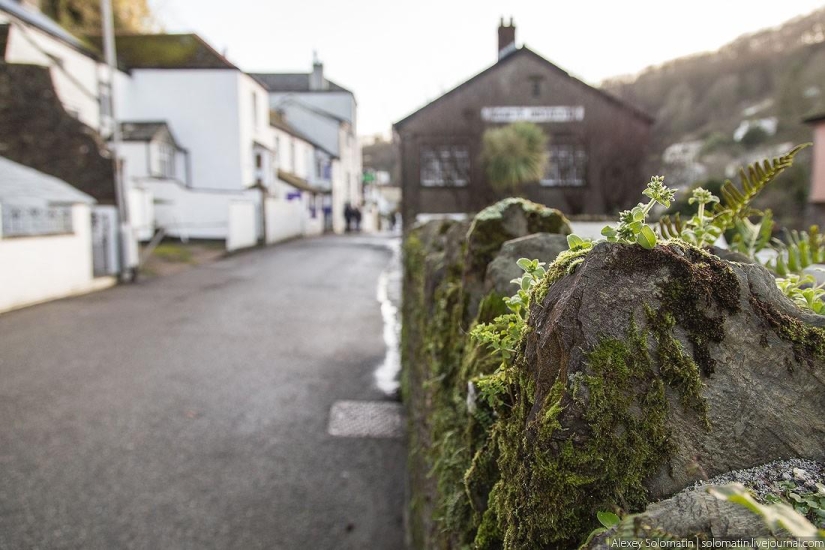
0, 235, 405, 550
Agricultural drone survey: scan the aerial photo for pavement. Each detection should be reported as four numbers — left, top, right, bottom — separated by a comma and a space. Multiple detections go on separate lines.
0, 234, 406, 550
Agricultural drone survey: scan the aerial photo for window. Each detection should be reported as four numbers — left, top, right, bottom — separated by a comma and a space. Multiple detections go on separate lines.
420, 145, 470, 187
252, 92, 258, 128
158, 142, 175, 178
530, 76, 543, 97
541, 142, 587, 187
255, 152, 263, 169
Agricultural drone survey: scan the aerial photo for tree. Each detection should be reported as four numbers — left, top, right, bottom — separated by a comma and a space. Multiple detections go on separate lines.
41, 0, 154, 35
481, 122, 547, 194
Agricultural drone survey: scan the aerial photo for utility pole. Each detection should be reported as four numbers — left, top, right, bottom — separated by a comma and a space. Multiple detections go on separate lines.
101, 0, 135, 281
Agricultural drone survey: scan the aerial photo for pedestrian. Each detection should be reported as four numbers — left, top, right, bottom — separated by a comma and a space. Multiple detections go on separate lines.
344, 202, 353, 232
353, 207, 362, 232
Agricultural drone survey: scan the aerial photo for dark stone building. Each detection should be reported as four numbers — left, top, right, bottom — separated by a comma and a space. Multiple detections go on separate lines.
394, 19, 654, 227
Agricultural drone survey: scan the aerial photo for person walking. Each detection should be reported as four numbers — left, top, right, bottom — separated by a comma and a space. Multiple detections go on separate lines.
344, 202, 353, 232
353, 206, 362, 232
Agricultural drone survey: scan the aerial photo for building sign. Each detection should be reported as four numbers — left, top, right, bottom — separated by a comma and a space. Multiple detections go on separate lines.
480, 106, 585, 123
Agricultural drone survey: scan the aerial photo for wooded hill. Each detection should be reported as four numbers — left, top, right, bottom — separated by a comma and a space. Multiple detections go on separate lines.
604, 8, 825, 157
602, 8, 825, 228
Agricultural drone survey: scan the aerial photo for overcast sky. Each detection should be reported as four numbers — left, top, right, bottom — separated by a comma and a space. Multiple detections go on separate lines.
148, 0, 825, 137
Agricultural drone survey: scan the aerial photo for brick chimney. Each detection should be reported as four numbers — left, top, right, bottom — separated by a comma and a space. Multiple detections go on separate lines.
498, 17, 516, 60
309, 51, 328, 91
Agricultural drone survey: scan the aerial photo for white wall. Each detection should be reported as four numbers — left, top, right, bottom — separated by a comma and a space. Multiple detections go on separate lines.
0, 203, 100, 313
238, 74, 275, 189
227, 200, 257, 251
127, 186, 154, 242
116, 69, 244, 191
265, 197, 303, 244
1, 16, 104, 131
142, 179, 258, 240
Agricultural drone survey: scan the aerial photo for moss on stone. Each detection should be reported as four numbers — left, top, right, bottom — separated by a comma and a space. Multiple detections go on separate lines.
645, 306, 710, 428
475, 319, 678, 549
750, 295, 825, 367
608, 243, 741, 376
465, 198, 571, 277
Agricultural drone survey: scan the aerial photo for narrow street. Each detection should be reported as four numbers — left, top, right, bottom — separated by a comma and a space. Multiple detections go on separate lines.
0, 235, 405, 550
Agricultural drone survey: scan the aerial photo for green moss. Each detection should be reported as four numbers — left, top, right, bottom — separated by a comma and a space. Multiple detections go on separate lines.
750, 295, 825, 366
609, 243, 740, 376
645, 306, 710, 428
477, 320, 677, 549
532, 247, 591, 304
465, 198, 571, 276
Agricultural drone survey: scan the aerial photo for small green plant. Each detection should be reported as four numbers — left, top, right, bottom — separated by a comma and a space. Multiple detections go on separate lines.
709, 483, 825, 539
601, 176, 675, 249
770, 227, 825, 276
469, 257, 547, 409
775, 274, 825, 314
765, 481, 825, 528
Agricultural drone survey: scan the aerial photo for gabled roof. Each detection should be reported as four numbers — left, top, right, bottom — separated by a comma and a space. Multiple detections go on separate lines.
277, 168, 330, 195
0, 0, 95, 55
0, 155, 95, 205
250, 72, 352, 94
394, 46, 654, 130
85, 33, 237, 70
120, 121, 180, 147
269, 110, 339, 159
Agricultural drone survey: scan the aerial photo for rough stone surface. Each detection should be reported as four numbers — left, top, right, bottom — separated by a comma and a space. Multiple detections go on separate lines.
585, 488, 773, 548
525, 242, 825, 500
463, 198, 570, 321
585, 459, 825, 547
485, 233, 569, 297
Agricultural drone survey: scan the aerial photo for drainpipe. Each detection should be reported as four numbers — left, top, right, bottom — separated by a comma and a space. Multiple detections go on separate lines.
101, 0, 135, 281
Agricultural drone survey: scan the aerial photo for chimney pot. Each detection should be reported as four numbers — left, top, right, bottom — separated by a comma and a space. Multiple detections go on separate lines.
497, 17, 516, 60
310, 52, 328, 91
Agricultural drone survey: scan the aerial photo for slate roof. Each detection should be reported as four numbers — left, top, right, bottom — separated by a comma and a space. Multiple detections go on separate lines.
120, 121, 179, 146
0, 155, 95, 205
394, 46, 654, 129
250, 73, 352, 94
269, 110, 339, 158
85, 33, 237, 70
0, 0, 93, 55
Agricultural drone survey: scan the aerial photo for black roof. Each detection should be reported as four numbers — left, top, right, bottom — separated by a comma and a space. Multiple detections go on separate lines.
120, 121, 179, 146
85, 34, 237, 70
269, 111, 338, 158
250, 73, 352, 95
394, 46, 654, 129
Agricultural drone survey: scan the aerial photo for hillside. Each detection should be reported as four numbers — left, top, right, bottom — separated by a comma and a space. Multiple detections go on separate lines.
601, 8, 825, 226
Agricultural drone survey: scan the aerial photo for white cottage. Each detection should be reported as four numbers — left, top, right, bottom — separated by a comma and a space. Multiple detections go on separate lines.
252, 58, 363, 234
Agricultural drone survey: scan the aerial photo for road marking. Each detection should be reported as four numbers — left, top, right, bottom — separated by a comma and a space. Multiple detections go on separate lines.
327, 400, 404, 438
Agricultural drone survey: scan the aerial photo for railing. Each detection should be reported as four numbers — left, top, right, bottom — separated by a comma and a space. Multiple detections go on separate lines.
1, 205, 74, 238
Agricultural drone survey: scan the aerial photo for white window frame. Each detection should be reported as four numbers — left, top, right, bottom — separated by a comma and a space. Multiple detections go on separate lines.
540, 142, 587, 187
420, 144, 470, 187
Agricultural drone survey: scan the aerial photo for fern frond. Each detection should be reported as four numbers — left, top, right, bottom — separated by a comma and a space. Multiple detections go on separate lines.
712, 143, 810, 226
658, 213, 683, 240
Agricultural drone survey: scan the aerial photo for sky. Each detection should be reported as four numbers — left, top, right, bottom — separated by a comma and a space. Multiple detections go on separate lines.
148, 0, 825, 137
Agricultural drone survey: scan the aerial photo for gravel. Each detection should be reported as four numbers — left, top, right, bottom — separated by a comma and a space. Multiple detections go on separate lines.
688, 458, 825, 501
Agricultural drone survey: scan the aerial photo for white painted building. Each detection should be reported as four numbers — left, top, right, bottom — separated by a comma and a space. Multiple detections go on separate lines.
1, 1, 336, 252
0, 0, 112, 134
0, 156, 115, 313
252, 59, 363, 234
